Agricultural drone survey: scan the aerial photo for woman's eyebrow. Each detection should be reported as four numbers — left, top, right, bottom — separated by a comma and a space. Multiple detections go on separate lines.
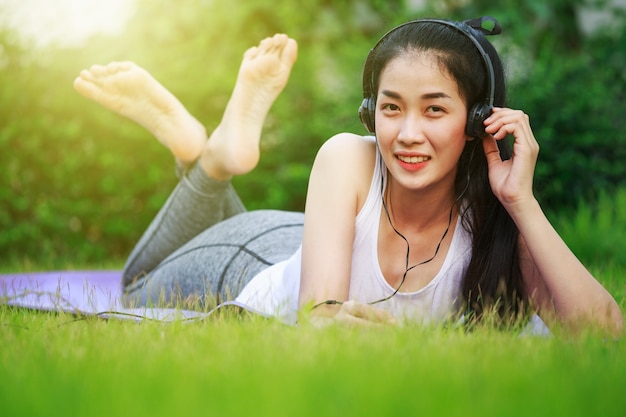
421, 92, 452, 100
380, 89, 401, 99
379, 90, 452, 100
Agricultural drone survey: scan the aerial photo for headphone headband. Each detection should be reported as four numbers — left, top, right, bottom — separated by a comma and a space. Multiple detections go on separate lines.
359, 17, 502, 137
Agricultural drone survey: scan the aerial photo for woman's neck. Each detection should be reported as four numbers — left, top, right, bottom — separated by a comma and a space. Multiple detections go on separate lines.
384, 177, 457, 232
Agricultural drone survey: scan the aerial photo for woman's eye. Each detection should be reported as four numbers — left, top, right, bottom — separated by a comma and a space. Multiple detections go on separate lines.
428, 106, 444, 113
381, 103, 400, 111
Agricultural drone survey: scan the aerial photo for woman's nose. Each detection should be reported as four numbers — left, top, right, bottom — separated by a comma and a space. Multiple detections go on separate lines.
397, 116, 426, 144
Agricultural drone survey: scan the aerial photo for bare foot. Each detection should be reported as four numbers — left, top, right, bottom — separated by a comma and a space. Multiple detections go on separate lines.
201, 34, 298, 180
73, 62, 206, 166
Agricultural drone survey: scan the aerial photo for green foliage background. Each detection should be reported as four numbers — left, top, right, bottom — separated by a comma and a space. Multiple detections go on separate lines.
0, 0, 625, 266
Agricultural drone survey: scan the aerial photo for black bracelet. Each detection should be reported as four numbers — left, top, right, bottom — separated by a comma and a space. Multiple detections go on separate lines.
312, 299, 343, 309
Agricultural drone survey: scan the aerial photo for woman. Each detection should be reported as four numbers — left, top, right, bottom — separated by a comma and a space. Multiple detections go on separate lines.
74, 21, 622, 334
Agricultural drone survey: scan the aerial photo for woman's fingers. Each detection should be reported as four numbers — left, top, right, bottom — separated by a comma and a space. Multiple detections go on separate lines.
484, 107, 539, 160
336, 300, 397, 326
485, 108, 529, 139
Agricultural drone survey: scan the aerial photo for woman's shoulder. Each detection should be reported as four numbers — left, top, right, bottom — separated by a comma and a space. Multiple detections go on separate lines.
317, 132, 375, 151
314, 133, 377, 170
313, 133, 377, 209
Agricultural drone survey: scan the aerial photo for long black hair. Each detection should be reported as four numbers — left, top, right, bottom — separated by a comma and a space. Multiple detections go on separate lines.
365, 19, 527, 323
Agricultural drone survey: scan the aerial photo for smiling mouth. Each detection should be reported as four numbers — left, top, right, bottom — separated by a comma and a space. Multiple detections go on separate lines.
397, 155, 430, 164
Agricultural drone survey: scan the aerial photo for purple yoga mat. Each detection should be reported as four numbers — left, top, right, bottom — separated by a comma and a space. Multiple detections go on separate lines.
0, 270, 123, 312
0, 270, 259, 322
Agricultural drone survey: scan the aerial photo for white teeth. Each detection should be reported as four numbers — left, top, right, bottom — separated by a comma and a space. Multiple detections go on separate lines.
398, 155, 429, 164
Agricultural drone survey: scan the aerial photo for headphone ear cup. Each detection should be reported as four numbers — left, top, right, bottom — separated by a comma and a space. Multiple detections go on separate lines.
358, 97, 376, 134
466, 103, 493, 138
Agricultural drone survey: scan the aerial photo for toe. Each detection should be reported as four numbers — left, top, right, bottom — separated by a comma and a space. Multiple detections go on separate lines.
90, 64, 107, 75
106, 62, 124, 74
243, 46, 259, 61
73, 77, 98, 97
78, 69, 96, 82
258, 36, 274, 52
281, 38, 298, 64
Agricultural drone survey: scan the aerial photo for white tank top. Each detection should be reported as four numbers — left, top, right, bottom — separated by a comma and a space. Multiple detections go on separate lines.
348, 140, 472, 323
236, 137, 473, 324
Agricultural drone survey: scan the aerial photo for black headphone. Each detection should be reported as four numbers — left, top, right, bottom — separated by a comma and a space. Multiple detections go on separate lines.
358, 17, 501, 138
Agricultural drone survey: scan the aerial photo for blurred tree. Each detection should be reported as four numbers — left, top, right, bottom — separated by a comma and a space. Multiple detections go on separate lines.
0, 0, 412, 265
421, 0, 626, 209
1, 0, 625, 265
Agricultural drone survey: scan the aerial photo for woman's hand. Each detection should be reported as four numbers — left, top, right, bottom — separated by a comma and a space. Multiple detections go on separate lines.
483, 108, 623, 336
307, 300, 397, 328
335, 301, 397, 326
482, 107, 539, 213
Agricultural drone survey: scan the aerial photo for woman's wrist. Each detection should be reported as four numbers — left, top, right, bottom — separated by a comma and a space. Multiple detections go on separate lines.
502, 196, 542, 227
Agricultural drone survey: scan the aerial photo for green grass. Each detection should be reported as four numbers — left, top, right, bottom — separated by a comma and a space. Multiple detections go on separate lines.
2, 192, 625, 417
1, 265, 625, 417
555, 188, 626, 267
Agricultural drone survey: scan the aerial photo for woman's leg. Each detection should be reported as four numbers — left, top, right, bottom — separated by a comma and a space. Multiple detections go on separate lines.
74, 34, 299, 306
122, 209, 304, 309
121, 163, 246, 288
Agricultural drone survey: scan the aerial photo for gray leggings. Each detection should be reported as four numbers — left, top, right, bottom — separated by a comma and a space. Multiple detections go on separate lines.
121, 162, 304, 309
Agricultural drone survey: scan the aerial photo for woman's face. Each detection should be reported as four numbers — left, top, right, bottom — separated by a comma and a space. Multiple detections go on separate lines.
375, 51, 470, 195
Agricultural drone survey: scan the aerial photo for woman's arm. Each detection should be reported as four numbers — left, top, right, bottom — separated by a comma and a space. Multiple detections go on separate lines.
483, 108, 623, 335
299, 133, 369, 310
517, 202, 623, 335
